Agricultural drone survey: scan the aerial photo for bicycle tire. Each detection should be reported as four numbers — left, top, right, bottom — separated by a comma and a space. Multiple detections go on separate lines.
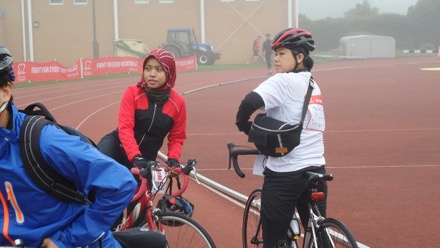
315, 218, 358, 248
242, 189, 299, 248
242, 189, 263, 248
156, 211, 216, 248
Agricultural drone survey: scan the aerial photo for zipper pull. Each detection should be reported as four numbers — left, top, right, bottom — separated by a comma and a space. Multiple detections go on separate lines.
6, 183, 13, 200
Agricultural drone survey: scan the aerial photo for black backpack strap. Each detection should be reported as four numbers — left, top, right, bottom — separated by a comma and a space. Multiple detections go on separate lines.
299, 77, 315, 125
21, 102, 57, 123
19, 115, 89, 205
19, 102, 97, 147
61, 125, 98, 147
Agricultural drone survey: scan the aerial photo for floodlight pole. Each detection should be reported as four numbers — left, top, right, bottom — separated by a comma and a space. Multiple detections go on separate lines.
288, 0, 298, 28
295, 0, 299, 27
92, 0, 99, 58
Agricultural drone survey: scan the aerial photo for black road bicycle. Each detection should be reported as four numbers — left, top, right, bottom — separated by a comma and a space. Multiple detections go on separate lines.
227, 142, 358, 248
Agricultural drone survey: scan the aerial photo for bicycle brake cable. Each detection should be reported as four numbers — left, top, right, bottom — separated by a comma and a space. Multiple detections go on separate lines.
193, 166, 201, 184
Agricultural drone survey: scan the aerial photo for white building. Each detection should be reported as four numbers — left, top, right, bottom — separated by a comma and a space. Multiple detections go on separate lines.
339, 35, 396, 58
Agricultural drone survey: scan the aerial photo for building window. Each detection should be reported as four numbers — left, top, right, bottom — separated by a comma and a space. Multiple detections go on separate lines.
159, 0, 174, 3
74, 0, 88, 5
135, 0, 149, 3
50, 0, 63, 5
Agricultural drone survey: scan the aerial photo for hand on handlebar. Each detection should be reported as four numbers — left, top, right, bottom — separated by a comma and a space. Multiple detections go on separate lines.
133, 154, 149, 169
129, 159, 199, 200
167, 158, 180, 168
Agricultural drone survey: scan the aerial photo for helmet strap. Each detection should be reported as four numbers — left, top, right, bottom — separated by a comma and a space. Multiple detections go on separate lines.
293, 56, 299, 71
0, 101, 7, 112
291, 51, 305, 72
0, 82, 13, 113
0, 101, 8, 119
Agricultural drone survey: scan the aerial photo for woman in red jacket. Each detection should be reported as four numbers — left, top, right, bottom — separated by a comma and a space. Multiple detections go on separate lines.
98, 48, 187, 173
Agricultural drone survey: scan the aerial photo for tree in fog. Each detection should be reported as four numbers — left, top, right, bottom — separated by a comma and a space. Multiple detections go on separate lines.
407, 0, 440, 49
299, 0, 440, 51
344, 0, 379, 19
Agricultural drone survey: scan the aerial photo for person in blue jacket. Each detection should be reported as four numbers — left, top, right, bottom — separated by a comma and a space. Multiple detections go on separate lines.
0, 47, 141, 247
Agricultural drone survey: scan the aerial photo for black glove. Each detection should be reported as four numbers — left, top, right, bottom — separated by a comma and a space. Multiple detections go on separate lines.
133, 154, 149, 169
167, 158, 180, 168
236, 92, 264, 135
236, 120, 252, 135
243, 121, 253, 135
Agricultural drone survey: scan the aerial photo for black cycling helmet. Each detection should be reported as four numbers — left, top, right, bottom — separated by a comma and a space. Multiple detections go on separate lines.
271, 28, 315, 52
157, 195, 194, 227
0, 45, 15, 84
0, 46, 14, 73
158, 195, 194, 215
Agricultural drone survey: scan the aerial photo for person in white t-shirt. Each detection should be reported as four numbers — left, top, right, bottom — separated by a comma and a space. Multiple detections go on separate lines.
236, 28, 327, 248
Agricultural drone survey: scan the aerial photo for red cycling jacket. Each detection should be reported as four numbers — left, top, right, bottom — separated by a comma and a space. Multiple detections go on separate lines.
118, 85, 186, 162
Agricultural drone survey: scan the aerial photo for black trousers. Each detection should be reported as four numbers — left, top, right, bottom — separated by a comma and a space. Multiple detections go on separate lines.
265, 53, 272, 69
98, 130, 131, 168
261, 165, 327, 248
98, 131, 144, 230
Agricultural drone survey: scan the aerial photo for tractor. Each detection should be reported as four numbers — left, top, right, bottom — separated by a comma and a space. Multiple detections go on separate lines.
162, 28, 220, 65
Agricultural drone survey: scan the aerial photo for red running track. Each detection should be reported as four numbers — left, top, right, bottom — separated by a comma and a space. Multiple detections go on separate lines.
13, 56, 440, 247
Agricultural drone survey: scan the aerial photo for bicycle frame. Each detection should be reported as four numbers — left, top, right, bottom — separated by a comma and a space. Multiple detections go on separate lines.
302, 204, 320, 247
116, 162, 192, 232
246, 194, 326, 248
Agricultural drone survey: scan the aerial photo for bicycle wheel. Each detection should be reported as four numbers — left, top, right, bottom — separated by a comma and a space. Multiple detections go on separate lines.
316, 218, 358, 248
243, 189, 263, 248
157, 211, 216, 248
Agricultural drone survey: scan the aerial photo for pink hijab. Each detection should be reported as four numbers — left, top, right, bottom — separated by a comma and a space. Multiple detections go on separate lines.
137, 49, 176, 92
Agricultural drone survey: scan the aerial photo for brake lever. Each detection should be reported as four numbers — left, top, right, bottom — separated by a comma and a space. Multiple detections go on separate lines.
181, 158, 200, 184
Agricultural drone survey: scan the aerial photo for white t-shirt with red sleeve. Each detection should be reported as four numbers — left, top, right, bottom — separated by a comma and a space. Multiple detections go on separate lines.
253, 71, 326, 173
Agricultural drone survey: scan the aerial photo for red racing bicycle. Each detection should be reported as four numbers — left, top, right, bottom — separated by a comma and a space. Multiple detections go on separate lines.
115, 159, 216, 248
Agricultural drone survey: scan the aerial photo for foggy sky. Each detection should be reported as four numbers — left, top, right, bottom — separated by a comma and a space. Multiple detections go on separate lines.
299, 0, 419, 20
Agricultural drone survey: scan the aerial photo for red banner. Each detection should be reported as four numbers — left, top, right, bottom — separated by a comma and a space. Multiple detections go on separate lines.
14, 61, 81, 82
13, 55, 197, 83
176, 55, 197, 71
82, 57, 142, 77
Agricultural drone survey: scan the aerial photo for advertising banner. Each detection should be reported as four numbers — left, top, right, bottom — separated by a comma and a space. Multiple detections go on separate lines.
14, 61, 81, 83
82, 57, 142, 77
176, 55, 197, 71
13, 55, 197, 83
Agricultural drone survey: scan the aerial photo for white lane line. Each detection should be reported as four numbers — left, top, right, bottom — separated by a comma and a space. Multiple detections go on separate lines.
75, 101, 121, 130
195, 164, 440, 171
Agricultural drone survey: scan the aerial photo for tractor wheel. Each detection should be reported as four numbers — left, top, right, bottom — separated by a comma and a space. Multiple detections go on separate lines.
163, 46, 182, 58
197, 51, 214, 65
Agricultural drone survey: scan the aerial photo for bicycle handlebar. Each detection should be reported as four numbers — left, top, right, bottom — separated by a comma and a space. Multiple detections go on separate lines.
226, 143, 333, 183
130, 159, 197, 201
227, 142, 260, 178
